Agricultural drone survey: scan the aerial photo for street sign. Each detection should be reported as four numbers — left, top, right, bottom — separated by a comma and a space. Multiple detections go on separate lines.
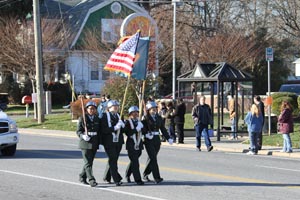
266, 47, 273, 61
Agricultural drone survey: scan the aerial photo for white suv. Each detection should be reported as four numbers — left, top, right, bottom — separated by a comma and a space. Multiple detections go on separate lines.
0, 111, 19, 156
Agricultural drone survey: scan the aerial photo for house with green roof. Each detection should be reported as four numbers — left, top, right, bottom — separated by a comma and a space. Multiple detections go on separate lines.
41, 0, 158, 95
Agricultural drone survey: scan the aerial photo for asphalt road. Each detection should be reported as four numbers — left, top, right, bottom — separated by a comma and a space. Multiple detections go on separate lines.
0, 130, 300, 200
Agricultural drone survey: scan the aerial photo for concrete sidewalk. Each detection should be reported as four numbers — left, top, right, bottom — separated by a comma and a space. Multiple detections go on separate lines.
18, 128, 300, 159
163, 136, 300, 158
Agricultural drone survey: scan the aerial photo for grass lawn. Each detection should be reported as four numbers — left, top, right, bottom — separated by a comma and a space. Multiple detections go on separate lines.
15, 113, 77, 132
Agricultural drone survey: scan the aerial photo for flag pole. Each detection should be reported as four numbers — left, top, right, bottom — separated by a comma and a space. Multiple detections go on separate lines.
139, 80, 146, 119
120, 75, 131, 117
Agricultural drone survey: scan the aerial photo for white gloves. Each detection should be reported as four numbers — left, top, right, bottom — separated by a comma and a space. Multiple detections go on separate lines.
114, 120, 125, 131
136, 121, 143, 132
114, 123, 121, 131
118, 120, 125, 128
168, 138, 173, 145
82, 134, 90, 141
145, 133, 154, 140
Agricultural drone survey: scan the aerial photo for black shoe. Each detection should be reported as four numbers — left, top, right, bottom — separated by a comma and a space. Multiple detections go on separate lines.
178, 142, 184, 144
143, 176, 151, 182
155, 178, 163, 184
103, 179, 111, 184
89, 180, 98, 187
115, 181, 123, 186
79, 177, 88, 185
207, 146, 213, 152
126, 176, 131, 183
136, 180, 144, 185
196, 147, 201, 151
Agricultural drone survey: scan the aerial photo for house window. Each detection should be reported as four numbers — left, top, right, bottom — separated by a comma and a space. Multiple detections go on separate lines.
102, 68, 110, 80
101, 19, 123, 43
90, 60, 99, 80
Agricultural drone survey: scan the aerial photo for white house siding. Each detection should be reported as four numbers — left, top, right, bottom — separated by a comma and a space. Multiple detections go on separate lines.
66, 51, 108, 95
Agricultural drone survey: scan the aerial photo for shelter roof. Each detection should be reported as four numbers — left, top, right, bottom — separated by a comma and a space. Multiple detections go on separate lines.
177, 62, 253, 82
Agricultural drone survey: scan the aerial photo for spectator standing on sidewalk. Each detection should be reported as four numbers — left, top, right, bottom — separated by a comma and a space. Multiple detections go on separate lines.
191, 95, 213, 152
174, 98, 186, 144
228, 95, 237, 140
244, 104, 263, 155
97, 94, 110, 118
253, 95, 265, 150
165, 101, 176, 142
277, 101, 294, 153
158, 101, 167, 142
76, 101, 101, 187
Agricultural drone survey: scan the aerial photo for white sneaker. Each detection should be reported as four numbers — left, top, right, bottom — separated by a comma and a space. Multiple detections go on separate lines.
246, 151, 255, 155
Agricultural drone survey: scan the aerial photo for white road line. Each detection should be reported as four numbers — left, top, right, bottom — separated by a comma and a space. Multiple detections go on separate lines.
0, 170, 167, 200
256, 165, 300, 172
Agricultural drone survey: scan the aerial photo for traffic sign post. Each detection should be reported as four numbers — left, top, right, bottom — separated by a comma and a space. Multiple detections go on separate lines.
266, 47, 273, 135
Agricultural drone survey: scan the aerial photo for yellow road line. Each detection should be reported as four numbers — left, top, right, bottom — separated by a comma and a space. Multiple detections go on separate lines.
20, 131, 300, 189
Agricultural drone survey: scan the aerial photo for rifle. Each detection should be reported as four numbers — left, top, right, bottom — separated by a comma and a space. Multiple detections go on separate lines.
80, 96, 88, 135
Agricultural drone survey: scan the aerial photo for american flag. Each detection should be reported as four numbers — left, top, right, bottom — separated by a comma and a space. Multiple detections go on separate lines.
104, 31, 140, 76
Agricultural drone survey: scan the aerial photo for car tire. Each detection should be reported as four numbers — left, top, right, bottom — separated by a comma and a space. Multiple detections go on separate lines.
1, 144, 17, 156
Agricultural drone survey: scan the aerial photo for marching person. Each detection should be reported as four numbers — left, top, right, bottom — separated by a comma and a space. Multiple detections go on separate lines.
142, 101, 173, 184
192, 95, 214, 152
101, 100, 125, 186
124, 106, 144, 185
76, 101, 101, 187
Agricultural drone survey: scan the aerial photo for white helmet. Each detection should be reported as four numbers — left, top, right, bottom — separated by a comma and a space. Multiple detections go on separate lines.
107, 100, 119, 108
146, 101, 157, 111
85, 101, 97, 108
128, 106, 139, 114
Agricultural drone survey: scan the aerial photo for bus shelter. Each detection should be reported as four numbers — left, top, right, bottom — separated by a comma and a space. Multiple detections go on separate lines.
177, 62, 253, 141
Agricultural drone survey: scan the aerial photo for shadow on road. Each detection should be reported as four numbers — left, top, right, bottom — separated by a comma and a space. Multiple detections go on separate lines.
148, 180, 300, 187
0, 150, 128, 159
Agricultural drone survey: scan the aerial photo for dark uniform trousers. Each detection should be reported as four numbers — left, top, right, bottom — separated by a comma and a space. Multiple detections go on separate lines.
101, 112, 124, 183
80, 148, 97, 181
142, 114, 170, 181
76, 114, 101, 182
124, 119, 144, 182
143, 136, 161, 179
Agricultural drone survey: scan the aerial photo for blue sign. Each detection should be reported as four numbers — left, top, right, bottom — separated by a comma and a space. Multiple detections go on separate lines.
266, 47, 273, 61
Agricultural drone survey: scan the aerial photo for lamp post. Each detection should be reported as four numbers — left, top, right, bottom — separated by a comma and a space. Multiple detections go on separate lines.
172, 0, 181, 101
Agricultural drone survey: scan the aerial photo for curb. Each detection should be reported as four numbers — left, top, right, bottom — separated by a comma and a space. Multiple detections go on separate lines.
19, 128, 300, 159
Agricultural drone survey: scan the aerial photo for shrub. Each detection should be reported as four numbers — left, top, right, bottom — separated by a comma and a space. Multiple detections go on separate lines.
271, 92, 299, 116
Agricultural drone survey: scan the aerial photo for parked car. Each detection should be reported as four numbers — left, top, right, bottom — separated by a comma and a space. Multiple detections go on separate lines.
279, 84, 300, 96
0, 111, 19, 156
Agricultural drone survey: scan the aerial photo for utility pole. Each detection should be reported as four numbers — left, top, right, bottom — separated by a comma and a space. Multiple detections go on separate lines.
33, 0, 45, 123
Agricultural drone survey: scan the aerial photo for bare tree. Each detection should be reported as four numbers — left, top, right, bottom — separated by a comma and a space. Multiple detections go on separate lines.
0, 16, 70, 90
